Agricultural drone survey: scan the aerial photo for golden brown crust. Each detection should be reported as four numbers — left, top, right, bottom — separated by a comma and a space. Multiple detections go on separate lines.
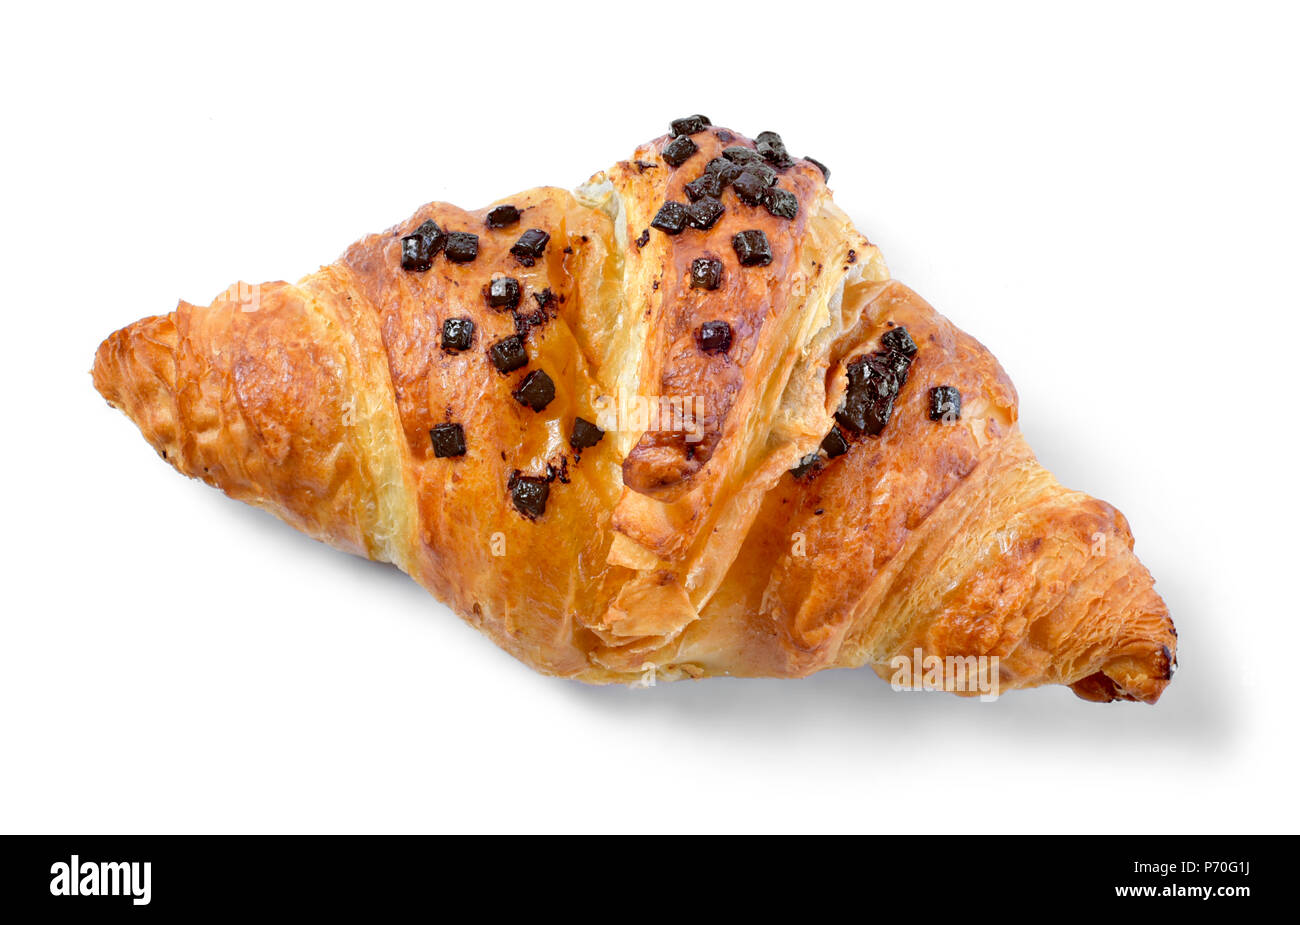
92, 126, 1176, 702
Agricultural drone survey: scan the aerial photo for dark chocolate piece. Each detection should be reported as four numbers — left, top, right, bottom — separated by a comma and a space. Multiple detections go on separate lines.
696, 320, 733, 355
486, 276, 521, 310
704, 157, 743, 184
510, 475, 549, 519
485, 204, 521, 228
756, 130, 795, 168
651, 201, 688, 235
805, 156, 830, 181
789, 452, 821, 478
569, 417, 605, 450
746, 161, 778, 186
853, 354, 900, 401
836, 354, 900, 436
690, 256, 723, 290
732, 229, 772, 266
837, 393, 894, 436
875, 348, 912, 388
733, 164, 777, 205
444, 231, 479, 263
685, 196, 725, 231
763, 187, 799, 219
684, 172, 725, 202
733, 171, 766, 205
513, 369, 556, 411
662, 134, 698, 167
510, 228, 550, 264
670, 114, 711, 135
880, 326, 918, 357
399, 219, 445, 271
489, 334, 528, 373
441, 317, 474, 351
429, 423, 466, 458
821, 426, 849, 458
722, 145, 760, 165
929, 386, 962, 421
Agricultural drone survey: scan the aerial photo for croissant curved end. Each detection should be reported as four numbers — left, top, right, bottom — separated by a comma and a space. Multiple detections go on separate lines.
92, 123, 1176, 703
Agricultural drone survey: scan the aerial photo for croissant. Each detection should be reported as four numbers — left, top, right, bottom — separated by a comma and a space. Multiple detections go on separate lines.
92, 118, 1176, 703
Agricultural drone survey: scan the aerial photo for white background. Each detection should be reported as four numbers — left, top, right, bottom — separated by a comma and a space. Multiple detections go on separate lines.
1, 1, 1296, 833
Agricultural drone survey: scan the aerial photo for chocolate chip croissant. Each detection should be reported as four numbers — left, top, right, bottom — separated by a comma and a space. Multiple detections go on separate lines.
92, 117, 1176, 703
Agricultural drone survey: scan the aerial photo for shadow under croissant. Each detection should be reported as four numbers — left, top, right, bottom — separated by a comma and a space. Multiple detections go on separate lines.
199, 484, 1229, 753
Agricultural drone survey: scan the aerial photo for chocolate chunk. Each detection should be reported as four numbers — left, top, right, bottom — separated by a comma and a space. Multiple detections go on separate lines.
821, 426, 849, 458
790, 452, 821, 478
513, 369, 556, 411
833, 400, 865, 434
763, 187, 799, 219
685, 196, 725, 230
684, 172, 725, 202
662, 134, 699, 167
696, 320, 733, 354
569, 417, 605, 450
837, 392, 894, 436
510, 474, 549, 519
732, 229, 772, 266
400, 236, 432, 272
837, 354, 899, 435
399, 219, 445, 271
733, 164, 778, 205
690, 256, 723, 290
441, 317, 474, 351
875, 348, 912, 388
704, 157, 743, 184
929, 386, 962, 421
756, 131, 795, 168
486, 276, 521, 310
722, 145, 760, 165
806, 156, 830, 181
670, 114, 711, 135
429, 423, 466, 458
485, 204, 521, 228
651, 201, 688, 235
864, 397, 895, 435
880, 326, 918, 357
489, 334, 528, 373
851, 354, 900, 401
732, 170, 767, 206
510, 228, 550, 264
444, 231, 479, 263
635, 228, 650, 248
747, 162, 778, 186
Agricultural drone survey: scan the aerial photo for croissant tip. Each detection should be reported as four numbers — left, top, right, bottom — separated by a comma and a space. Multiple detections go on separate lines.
1069, 641, 1176, 704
